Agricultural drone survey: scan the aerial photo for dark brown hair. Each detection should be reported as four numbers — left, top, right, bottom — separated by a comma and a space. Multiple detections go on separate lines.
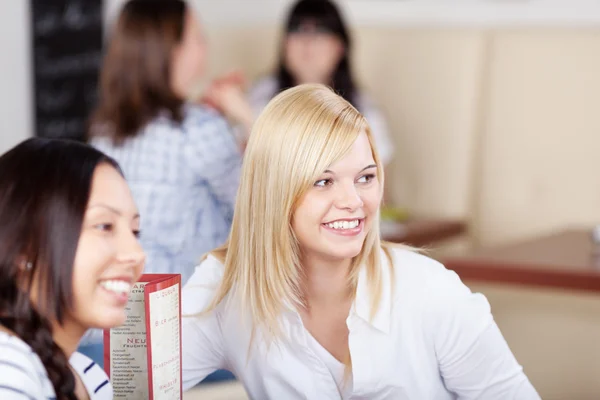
277, 0, 357, 107
90, 0, 188, 144
0, 138, 121, 399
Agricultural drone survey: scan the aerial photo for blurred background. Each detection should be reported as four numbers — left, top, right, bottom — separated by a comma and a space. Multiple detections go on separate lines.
3, 1, 600, 399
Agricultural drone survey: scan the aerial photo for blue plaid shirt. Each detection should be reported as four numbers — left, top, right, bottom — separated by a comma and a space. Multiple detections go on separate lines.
91, 104, 241, 284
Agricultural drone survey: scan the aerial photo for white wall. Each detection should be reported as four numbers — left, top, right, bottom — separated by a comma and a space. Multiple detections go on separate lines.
0, 1, 31, 154
4, 0, 600, 155
106, 0, 600, 28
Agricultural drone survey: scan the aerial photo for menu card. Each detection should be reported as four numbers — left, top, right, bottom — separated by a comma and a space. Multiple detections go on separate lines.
104, 274, 182, 400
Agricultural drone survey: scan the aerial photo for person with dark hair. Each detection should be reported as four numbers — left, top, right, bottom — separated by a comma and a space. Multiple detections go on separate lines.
0, 138, 145, 400
89, 0, 242, 285
88, 0, 241, 385
206, 0, 394, 166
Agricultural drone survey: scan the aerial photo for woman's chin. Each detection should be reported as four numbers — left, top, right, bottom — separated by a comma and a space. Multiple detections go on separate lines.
89, 311, 128, 331
324, 244, 364, 261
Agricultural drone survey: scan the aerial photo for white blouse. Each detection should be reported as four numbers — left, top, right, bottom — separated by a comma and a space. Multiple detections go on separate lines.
248, 76, 395, 165
181, 247, 540, 399
305, 331, 352, 399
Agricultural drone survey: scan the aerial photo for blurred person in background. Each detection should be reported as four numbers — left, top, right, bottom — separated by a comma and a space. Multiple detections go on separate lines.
205, 0, 394, 167
90, 0, 241, 288
85, 0, 239, 382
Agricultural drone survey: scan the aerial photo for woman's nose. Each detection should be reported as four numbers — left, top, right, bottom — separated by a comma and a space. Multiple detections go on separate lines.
116, 230, 146, 267
335, 183, 363, 211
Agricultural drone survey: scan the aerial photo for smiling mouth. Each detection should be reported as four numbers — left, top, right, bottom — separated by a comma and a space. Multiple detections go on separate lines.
322, 218, 363, 230
99, 280, 132, 296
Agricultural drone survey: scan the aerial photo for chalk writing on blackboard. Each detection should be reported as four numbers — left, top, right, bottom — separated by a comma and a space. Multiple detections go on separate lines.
35, 2, 103, 35
31, 0, 104, 140
34, 49, 103, 78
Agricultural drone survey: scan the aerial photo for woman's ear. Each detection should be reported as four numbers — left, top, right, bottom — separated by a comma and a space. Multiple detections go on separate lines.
336, 40, 346, 60
15, 256, 35, 289
16, 256, 32, 272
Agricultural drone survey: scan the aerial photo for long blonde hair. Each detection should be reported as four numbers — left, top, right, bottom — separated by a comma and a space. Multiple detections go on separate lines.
207, 84, 388, 343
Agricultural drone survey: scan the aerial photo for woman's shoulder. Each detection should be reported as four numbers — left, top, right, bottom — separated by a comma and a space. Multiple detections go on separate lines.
385, 245, 445, 274
0, 331, 55, 398
104, 105, 227, 136
354, 89, 380, 111
248, 75, 278, 113
181, 254, 226, 315
249, 75, 278, 97
384, 245, 464, 294
384, 244, 490, 318
0, 329, 33, 352
181, 103, 229, 125
89, 104, 230, 149
131, 104, 229, 136
190, 253, 226, 283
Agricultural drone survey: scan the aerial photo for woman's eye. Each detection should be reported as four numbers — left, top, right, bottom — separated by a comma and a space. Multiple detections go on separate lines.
132, 229, 141, 239
94, 223, 114, 233
357, 174, 375, 184
314, 178, 333, 187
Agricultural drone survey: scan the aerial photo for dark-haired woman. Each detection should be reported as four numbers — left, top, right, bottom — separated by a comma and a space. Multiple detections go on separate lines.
0, 138, 145, 400
207, 0, 394, 166
89, 0, 242, 285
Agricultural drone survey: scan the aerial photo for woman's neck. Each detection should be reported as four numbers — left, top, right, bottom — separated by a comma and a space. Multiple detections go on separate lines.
52, 320, 86, 358
0, 324, 13, 336
302, 256, 353, 308
294, 76, 330, 87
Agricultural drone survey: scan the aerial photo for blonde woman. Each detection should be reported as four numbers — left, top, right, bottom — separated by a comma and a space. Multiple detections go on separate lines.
181, 84, 540, 399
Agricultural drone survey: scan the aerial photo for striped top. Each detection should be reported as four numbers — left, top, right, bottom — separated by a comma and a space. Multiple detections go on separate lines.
0, 331, 112, 399
70, 352, 112, 400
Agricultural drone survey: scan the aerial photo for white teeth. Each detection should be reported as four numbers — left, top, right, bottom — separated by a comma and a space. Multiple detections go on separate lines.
100, 280, 132, 295
326, 220, 360, 230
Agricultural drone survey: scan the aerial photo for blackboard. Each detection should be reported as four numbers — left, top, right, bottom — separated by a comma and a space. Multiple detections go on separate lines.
30, 0, 104, 141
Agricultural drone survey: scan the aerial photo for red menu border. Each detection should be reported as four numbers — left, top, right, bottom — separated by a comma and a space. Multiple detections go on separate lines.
103, 273, 182, 399
144, 274, 182, 400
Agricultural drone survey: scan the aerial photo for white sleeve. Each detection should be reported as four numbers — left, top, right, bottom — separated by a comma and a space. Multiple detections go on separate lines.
358, 94, 394, 166
181, 259, 228, 390
0, 350, 45, 399
424, 264, 541, 400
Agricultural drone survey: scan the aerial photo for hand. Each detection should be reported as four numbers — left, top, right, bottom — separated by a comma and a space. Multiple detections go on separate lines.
200, 69, 246, 109
215, 70, 246, 87
202, 77, 255, 132
194, 70, 244, 107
